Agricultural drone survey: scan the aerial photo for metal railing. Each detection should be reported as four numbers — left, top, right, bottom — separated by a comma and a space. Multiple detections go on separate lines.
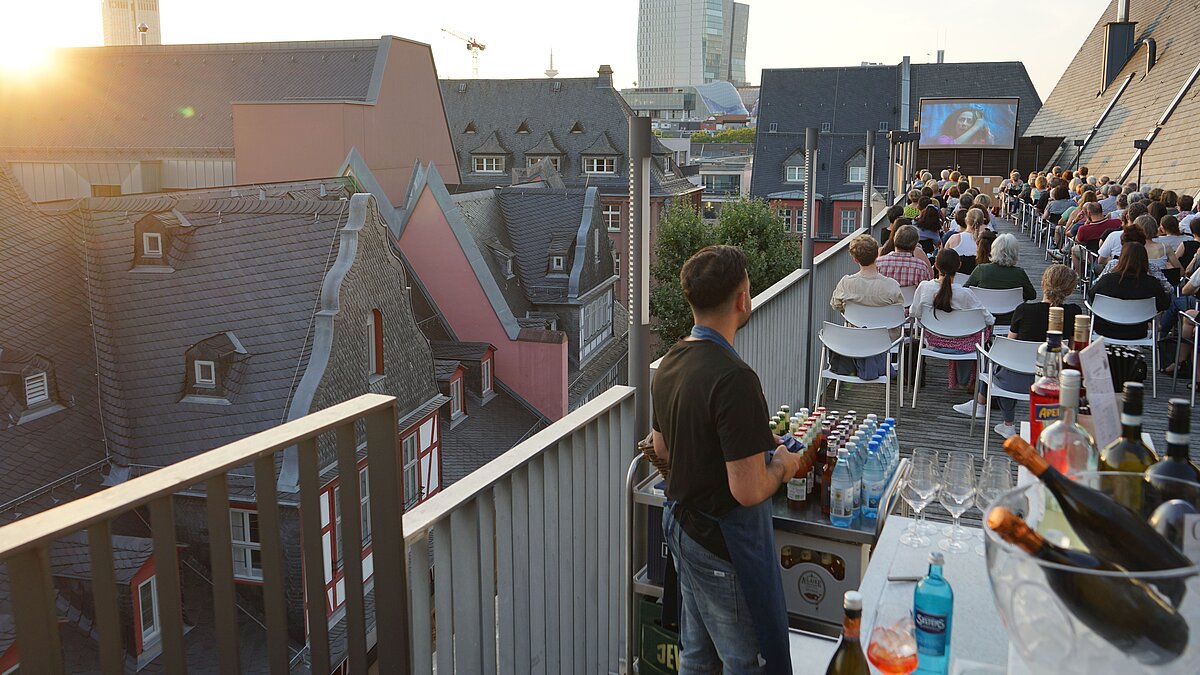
0, 386, 638, 673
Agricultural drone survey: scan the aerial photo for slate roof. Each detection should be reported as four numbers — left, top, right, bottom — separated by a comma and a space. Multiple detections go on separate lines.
497, 189, 590, 304
452, 189, 533, 319
1023, 0, 1200, 194
432, 359, 462, 383
429, 341, 494, 362
440, 74, 700, 198
0, 165, 107, 512
50, 531, 153, 584
0, 38, 383, 150
751, 61, 1041, 234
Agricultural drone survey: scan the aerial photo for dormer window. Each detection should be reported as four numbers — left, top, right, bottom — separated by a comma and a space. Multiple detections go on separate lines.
551, 255, 565, 271
584, 157, 616, 175
481, 357, 493, 396
194, 360, 217, 388
516, 120, 531, 134
786, 165, 806, 183
570, 121, 585, 134
526, 156, 562, 172
472, 156, 504, 174
450, 377, 463, 419
24, 371, 49, 406
142, 232, 163, 258
464, 121, 476, 134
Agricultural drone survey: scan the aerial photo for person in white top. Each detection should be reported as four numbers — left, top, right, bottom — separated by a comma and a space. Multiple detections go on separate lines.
911, 248, 995, 391
945, 207, 985, 275
1098, 201, 1150, 266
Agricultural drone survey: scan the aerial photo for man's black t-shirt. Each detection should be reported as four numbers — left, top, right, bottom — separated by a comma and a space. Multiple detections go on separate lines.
652, 339, 776, 561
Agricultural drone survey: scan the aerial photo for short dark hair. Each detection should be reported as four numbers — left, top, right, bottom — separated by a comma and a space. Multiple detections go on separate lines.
1178, 194, 1194, 212
886, 204, 905, 223
1148, 200, 1167, 223
894, 224, 920, 251
680, 245, 748, 312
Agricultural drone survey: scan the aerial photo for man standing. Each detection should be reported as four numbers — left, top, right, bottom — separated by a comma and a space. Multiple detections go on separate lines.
652, 245, 801, 675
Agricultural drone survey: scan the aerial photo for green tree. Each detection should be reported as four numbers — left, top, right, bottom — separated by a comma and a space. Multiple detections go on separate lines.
690, 131, 712, 143
649, 196, 800, 355
691, 127, 756, 144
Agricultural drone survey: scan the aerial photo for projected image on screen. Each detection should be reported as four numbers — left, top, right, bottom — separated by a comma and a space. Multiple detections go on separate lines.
918, 98, 1019, 149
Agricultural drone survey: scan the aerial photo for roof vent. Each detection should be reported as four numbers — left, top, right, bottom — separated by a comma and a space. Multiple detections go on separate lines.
570, 121, 585, 134
517, 120, 531, 134
465, 121, 477, 134
1144, 37, 1157, 73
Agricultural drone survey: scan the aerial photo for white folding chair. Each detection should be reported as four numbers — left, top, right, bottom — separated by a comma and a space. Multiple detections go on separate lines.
971, 337, 1041, 458
969, 287, 1025, 335
900, 285, 917, 309
842, 302, 909, 410
1087, 294, 1160, 397
1172, 310, 1198, 407
814, 322, 902, 420
911, 308, 989, 408
950, 273, 967, 287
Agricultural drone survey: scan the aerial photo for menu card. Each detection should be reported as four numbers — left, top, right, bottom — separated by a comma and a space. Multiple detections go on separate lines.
1079, 337, 1120, 450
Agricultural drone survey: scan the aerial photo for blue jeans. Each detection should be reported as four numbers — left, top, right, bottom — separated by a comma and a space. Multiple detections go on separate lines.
1159, 296, 1198, 335
664, 509, 767, 675
990, 366, 1034, 424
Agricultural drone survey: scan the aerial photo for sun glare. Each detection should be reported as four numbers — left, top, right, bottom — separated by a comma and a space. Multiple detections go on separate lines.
0, 34, 54, 76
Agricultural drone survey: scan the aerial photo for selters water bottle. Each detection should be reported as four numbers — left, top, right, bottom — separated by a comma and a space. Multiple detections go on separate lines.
862, 441, 887, 519
830, 448, 855, 527
914, 552, 954, 674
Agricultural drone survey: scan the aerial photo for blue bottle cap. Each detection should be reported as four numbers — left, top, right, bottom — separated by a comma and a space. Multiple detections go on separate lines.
868, 440, 880, 452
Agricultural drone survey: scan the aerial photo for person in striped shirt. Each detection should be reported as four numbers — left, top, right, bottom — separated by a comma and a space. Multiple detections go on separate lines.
877, 224, 934, 289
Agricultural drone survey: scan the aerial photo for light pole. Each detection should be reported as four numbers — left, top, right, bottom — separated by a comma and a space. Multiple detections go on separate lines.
1073, 139, 1085, 171
1133, 139, 1150, 188
1029, 136, 1045, 174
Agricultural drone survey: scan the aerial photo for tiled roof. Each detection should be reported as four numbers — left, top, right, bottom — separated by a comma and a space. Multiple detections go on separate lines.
0, 38, 382, 149
440, 386, 546, 485
49, 531, 154, 585
432, 359, 462, 382
440, 75, 698, 198
1023, 0, 1200, 194
429, 341, 494, 362
452, 189, 533, 319
497, 189, 591, 304
526, 132, 565, 156
0, 165, 107, 511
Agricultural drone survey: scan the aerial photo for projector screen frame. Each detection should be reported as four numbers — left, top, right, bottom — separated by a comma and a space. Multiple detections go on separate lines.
917, 97, 1020, 150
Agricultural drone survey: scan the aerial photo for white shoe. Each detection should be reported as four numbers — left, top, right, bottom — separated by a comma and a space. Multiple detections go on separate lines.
994, 422, 1016, 439
952, 401, 984, 418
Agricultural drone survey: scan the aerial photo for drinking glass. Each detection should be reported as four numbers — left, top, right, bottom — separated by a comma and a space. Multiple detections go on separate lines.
910, 449, 940, 535
867, 600, 919, 674
938, 454, 976, 554
899, 459, 939, 547
940, 454, 977, 540
973, 457, 1013, 555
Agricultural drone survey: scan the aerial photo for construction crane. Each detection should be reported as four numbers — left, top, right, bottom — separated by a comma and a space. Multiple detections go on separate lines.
441, 28, 486, 79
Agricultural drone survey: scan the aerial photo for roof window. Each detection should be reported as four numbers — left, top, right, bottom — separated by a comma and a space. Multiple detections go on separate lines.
143, 232, 163, 258
181, 332, 249, 404
570, 121, 585, 134
194, 360, 217, 388
551, 255, 565, 271
464, 121, 476, 134
516, 120, 531, 134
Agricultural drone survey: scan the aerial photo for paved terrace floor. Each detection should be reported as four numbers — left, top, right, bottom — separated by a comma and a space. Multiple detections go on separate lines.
819, 214, 1195, 524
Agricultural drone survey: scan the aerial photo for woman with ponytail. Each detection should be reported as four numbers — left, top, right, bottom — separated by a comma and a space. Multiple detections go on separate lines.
910, 249, 994, 390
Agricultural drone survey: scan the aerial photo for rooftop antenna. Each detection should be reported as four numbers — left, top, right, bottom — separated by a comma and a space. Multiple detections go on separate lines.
137, 22, 149, 46
441, 28, 487, 78
545, 50, 559, 78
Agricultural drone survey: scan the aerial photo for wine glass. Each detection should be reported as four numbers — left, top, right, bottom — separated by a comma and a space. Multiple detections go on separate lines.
974, 457, 1013, 555
867, 600, 919, 674
938, 454, 976, 554
940, 454, 976, 540
910, 449, 941, 535
899, 459, 939, 547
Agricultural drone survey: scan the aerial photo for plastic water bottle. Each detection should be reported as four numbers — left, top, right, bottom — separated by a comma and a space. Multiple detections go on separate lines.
862, 441, 887, 519
830, 448, 855, 528
844, 440, 862, 518
872, 432, 887, 468
914, 552, 954, 674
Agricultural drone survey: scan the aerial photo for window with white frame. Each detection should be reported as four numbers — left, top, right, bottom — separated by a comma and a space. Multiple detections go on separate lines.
194, 360, 216, 388
526, 156, 561, 171
583, 157, 616, 175
366, 309, 383, 377
849, 166, 867, 183
785, 166, 805, 183
402, 435, 419, 506
768, 122, 778, 133
472, 156, 504, 174
615, 253, 621, 278
847, 152, 867, 184
450, 378, 463, 418
550, 255, 565, 271
359, 467, 371, 544
481, 357, 493, 395
138, 576, 160, 646
778, 208, 792, 231
24, 372, 49, 406
333, 485, 343, 570
879, 121, 890, 132
142, 232, 163, 258
603, 204, 621, 232
580, 289, 614, 360
840, 210, 858, 234
230, 509, 262, 580
821, 122, 831, 133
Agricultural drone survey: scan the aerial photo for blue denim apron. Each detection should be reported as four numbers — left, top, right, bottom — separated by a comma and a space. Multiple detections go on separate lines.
666, 325, 792, 674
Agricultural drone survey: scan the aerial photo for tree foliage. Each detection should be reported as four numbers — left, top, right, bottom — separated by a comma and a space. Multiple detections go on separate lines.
691, 127, 757, 144
649, 196, 800, 355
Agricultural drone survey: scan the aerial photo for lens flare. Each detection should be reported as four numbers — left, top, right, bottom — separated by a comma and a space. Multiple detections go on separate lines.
0, 41, 53, 76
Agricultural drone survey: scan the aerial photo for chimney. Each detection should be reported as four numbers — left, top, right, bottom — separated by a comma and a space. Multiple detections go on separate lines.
936, 50, 944, 64
1102, 0, 1136, 91
597, 64, 614, 89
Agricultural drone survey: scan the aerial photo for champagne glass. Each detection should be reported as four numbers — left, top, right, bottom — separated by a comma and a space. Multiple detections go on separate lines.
867, 600, 919, 674
974, 457, 1013, 555
899, 459, 938, 547
938, 454, 976, 554
940, 454, 976, 540
910, 449, 941, 535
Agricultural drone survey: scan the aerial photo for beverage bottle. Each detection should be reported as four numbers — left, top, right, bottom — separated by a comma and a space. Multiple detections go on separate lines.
1029, 330, 1064, 440
1033, 306, 1064, 379
988, 507, 1188, 665
830, 448, 855, 527
845, 441, 862, 519
1145, 399, 1200, 504
824, 591, 869, 675
787, 432, 808, 508
821, 431, 837, 517
1036, 369, 1097, 476
862, 441, 887, 519
913, 552, 953, 675
1003, 435, 1191, 604
805, 428, 817, 499
1100, 382, 1158, 511
1062, 314, 1092, 416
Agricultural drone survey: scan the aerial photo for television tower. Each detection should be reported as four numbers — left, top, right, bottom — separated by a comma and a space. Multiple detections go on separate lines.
544, 50, 558, 78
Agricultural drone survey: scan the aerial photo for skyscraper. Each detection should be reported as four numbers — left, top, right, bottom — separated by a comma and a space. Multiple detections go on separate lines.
637, 0, 749, 88
102, 0, 162, 46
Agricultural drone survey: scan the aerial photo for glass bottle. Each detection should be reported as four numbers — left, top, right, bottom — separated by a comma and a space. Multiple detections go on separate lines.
1029, 330, 1064, 442
1100, 382, 1158, 513
1033, 306, 1065, 379
1036, 369, 1097, 477
1145, 399, 1200, 504
1062, 314, 1092, 417
825, 591, 869, 675
913, 552, 953, 675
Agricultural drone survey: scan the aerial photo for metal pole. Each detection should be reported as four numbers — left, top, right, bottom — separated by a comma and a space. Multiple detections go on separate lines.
801, 127, 819, 405
885, 137, 895, 205
861, 130, 876, 230
628, 115, 653, 439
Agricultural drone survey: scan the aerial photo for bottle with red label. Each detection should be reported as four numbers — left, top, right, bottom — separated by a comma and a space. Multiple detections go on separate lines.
1029, 327, 1064, 441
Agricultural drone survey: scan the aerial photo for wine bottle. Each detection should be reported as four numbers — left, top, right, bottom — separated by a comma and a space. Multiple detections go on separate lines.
1035, 369, 1097, 476
1003, 435, 1191, 605
1145, 399, 1200, 505
988, 507, 1189, 665
1061, 314, 1092, 416
1029, 329, 1064, 441
1033, 306, 1065, 379
1149, 499, 1199, 554
1099, 382, 1157, 512
825, 591, 870, 675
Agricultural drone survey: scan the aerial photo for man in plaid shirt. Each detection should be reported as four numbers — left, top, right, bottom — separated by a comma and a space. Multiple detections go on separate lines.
876, 224, 933, 288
